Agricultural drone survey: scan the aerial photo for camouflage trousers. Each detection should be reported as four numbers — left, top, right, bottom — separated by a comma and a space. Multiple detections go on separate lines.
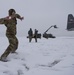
1, 34, 18, 59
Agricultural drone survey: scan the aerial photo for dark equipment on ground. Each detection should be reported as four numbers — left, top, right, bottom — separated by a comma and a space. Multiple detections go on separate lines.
43, 25, 58, 39
27, 33, 41, 39
36, 33, 41, 39
67, 14, 74, 31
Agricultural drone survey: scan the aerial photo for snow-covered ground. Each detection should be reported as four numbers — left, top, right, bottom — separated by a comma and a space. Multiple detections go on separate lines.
0, 37, 74, 75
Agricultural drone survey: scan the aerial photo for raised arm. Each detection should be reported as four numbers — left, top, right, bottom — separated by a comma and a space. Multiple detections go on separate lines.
15, 14, 24, 20
0, 18, 7, 25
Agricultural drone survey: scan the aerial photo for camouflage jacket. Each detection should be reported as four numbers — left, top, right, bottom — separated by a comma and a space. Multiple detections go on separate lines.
0, 14, 21, 35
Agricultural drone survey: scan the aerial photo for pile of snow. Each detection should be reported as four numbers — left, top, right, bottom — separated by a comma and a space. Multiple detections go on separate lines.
0, 37, 74, 75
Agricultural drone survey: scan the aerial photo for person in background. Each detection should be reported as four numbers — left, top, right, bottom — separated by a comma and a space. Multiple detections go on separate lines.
34, 29, 38, 42
0, 9, 24, 61
28, 28, 33, 42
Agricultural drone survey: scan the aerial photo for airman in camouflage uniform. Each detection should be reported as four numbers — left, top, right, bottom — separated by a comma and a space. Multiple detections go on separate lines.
0, 9, 24, 61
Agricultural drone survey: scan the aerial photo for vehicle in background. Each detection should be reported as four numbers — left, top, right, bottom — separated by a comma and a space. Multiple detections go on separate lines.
43, 25, 58, 39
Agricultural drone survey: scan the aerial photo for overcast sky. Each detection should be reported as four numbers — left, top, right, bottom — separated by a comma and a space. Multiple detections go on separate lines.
0, 0, 74, 37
